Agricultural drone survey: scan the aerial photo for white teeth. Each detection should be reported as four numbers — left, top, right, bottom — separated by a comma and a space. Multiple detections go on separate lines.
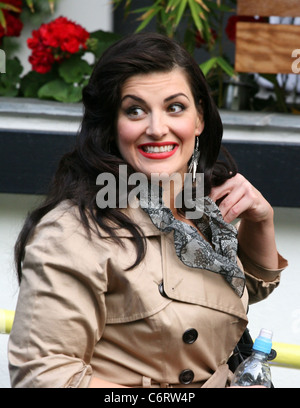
143, 145, 175, 153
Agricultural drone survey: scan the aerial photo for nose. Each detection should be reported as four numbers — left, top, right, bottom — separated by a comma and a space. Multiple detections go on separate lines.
146, 112, 169, 139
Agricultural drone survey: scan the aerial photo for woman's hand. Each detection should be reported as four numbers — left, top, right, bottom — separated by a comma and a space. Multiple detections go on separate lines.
210, 174, 278, 270
209, 173, 273, 225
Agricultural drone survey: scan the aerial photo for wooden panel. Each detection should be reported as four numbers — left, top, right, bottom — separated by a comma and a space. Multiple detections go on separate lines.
235, 22, 300, 74
238, 0, 300, 17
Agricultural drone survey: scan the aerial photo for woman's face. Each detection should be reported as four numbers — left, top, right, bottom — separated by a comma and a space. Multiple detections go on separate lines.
116, 69, 204, 180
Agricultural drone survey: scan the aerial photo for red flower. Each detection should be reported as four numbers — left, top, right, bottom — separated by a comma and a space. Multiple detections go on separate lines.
4, 0, 21, 6
0, 0, 23, 41
28, 48, 55, 74
226, 15, 267, 42
27, 16, 90, 74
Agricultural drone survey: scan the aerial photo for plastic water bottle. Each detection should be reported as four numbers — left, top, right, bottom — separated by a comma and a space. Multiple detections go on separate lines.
231, 328, 273, 388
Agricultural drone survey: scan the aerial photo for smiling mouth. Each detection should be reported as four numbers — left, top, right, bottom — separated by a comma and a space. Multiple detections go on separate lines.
138, 143, 179, 159
142, 144, 175, 153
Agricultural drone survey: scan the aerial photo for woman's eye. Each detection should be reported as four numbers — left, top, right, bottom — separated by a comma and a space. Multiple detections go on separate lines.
126, 106, 145, 118
168, 103, 185, 113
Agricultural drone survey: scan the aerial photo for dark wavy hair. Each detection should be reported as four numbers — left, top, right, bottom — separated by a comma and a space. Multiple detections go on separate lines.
14, 32, 237, 283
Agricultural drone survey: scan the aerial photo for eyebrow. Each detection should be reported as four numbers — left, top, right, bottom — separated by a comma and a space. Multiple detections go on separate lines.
121, 92, 190, 104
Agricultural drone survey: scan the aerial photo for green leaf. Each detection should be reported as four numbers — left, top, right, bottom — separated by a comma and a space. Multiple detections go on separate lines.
0, 1, 21, 31
123, 0, 133, 17
0, 58, 23, 96
200, 57, 218, 76
7, 57, 23, 77
200, 56, 236, 78
58, 56, 92, 84
187, 0, 204, 32
25, 0, 34, 11
19, 70, 56, 98
136, 6, 162, 33
0, 58, 22, 82
0, 84, 17, 97
89, 30, 121, 58
89, 29, 121, 42
215, 56, 236, 77
112, 0, 129, 11
0, 2, 21, 12
0, 9, 5, 29
166, 0, 181, 12
174, 0, 188, 29
130, 6, 154, 14
205, 0, 234, 12
0, 78, 18, 96
38, 79, 83, 103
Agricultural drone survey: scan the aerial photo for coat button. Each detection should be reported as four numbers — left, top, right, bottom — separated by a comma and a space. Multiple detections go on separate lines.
158, 281, 168, 298
182, 328, 198, 344
179, 369, 194, 385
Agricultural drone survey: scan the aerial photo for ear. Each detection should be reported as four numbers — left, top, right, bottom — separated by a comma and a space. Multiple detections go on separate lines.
195, 111, 205, 136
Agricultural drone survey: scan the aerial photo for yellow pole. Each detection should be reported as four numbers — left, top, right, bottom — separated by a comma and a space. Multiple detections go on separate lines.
1, 308, 300, 371
271, 341, 300, 369
0, 309, 14, 334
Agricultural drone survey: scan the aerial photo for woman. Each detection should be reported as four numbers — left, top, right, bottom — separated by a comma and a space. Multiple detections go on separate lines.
9, 33, 287, 388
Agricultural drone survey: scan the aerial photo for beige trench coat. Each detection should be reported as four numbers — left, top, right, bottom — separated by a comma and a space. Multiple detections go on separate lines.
8, 201, 287, 388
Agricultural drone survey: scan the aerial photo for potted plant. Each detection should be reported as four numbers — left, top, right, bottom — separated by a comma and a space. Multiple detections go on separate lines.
0, 0, 297, 111
0, 0, 121, 102
113, 0, 298, 113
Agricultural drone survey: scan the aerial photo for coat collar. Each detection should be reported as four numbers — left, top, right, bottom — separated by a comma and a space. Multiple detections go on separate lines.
92, 196, 162, 238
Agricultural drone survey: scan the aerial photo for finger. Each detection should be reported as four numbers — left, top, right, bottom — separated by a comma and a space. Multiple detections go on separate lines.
210, 173, 246, 203
210, 184, 231, 204
222, 195, 250, 223
218, 184, 247, 222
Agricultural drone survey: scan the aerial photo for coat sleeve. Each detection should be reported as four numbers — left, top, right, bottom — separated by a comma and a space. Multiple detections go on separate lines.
8, 206, 108, 388
238, 247, 288, 304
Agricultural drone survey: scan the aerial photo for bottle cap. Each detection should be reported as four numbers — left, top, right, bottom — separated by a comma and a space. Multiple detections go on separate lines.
253, 328, 273, 354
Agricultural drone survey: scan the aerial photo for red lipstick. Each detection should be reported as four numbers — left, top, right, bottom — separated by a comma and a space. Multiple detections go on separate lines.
138, 142, 179, 160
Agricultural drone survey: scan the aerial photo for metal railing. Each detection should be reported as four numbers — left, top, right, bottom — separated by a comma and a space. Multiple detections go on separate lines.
1, 309, 300, 370
271, 341, 300, 370
0, 309, 14, 335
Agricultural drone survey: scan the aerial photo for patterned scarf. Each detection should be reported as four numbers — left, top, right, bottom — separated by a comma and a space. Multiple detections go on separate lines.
140, 184, 245, 297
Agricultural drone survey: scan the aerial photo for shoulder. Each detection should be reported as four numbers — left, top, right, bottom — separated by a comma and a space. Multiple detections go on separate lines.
28, 199, 160, 252
26, 201, 111, 267
30, 200, 86, 245
26, 200, 162, 270
36, 200, 81, 229
21, 201, 117, 290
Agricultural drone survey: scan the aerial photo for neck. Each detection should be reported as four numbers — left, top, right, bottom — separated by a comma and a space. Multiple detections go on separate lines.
160, 175, 184, 215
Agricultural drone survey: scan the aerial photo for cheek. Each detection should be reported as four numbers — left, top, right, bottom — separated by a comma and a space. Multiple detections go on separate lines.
117, 118, 142, 148
175, 120, 197, 146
